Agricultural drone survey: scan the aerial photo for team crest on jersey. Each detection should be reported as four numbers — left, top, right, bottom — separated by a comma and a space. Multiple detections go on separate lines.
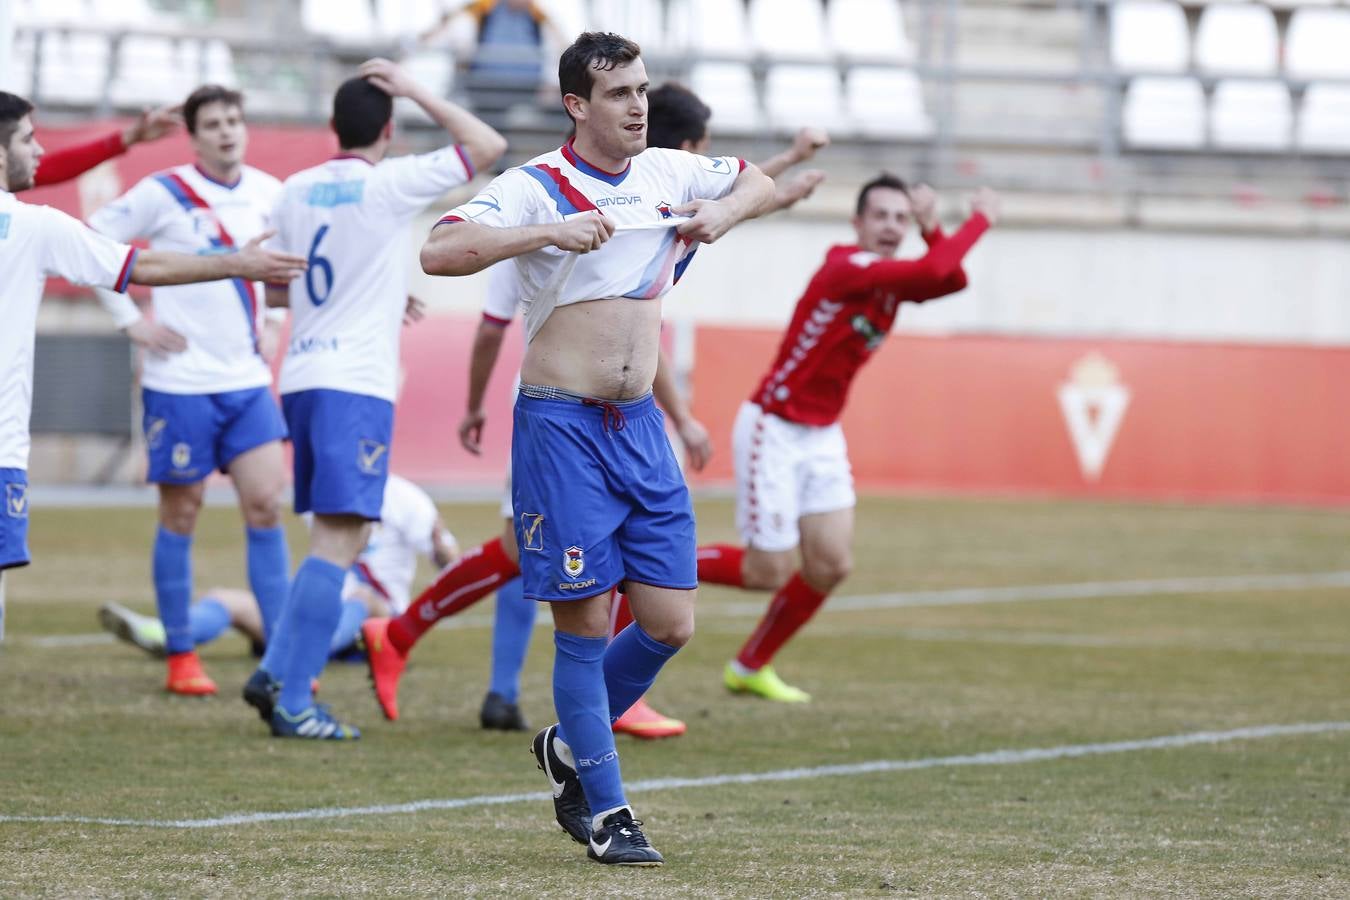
0, 213, 10, 239
563, 545, 585, 579
357, 440, 388, 475
851, 313, 885, 351
171, 442, 192, 470
145, 417, 167, 450
655, 201, 674, 219
520, 513, 545, 551
6, 483, 28, 519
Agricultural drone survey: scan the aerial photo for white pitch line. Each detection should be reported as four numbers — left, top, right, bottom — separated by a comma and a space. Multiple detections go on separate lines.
1, 721, 1344, 831
22, 569, 1350, 649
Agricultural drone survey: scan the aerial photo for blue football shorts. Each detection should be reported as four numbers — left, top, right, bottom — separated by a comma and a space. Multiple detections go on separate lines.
511, 384, 697, 602
0, 468, 31, 570
283, 388, 393, 520
142, 386, 287, 485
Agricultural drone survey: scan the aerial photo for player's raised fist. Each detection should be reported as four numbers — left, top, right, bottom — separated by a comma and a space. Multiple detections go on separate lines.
910, 183, 939, 232
791, 127, 830, 163
236, 231, 308, 282
552, 212, 613, 253
971, 187, 1000, 226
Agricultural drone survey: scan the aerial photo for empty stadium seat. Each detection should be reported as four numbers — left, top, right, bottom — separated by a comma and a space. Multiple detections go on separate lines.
22, 0, 86, 26
89, 0, 154, 25
1297, 83, 1350, 153
764, 64, 847, 133
110, 36, 185, 107
667, 0, 753, 58
748, 0, 830, 60
1194, 3, 1279, 76
1110, 1, 1189, 74
1210, 80, 1292, 150
202, 40, 239, 87
1121, 77, 1205, 148
827, 0, 912, 62
688, 62, 760, 131
301, 0, 377, 44
374, 0, 443, 41
846, 67, 932, 139
395, 49, 454, 119
38, 32, 111, 106
588, 0, 668, 54
1286, 9, 1350, 80
2, 31, 35, 95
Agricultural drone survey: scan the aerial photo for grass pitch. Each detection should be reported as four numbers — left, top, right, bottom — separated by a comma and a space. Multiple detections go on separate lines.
2, 495, 1348, 897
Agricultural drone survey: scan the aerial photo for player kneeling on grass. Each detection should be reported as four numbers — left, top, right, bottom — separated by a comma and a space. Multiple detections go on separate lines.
100, 473, 459, 670
700, 177, 999, 703
0, 91, 305, 640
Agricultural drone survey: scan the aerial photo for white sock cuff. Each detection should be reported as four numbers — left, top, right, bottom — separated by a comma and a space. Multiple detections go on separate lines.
592, 804, 631, 831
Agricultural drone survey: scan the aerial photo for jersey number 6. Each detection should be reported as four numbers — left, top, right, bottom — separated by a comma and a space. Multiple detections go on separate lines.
306, 225, 334, 306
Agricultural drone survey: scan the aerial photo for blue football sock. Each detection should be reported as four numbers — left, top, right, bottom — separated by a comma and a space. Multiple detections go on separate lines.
276, 557, 346, 714
189, 597, 232, 646
328, 599, 367, 658
489, 577, 535, 703
603, 623, 680, 723
553, 631, 626, 816
246, 525, 290, 642
152, 526, 194, 656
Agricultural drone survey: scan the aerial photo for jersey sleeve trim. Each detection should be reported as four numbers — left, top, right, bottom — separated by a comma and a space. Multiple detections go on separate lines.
737, 158, 747, 173
114, 248, 138, 293
434, 214, 465, 229
481, 311, 512, 327
454, 144, 475, 180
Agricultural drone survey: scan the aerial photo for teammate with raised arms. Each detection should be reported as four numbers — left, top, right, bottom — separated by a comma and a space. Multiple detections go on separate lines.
241, 58, 506, 740
420, 33, 774, 865
0, 91, 305, 641
701, 177, 999, 702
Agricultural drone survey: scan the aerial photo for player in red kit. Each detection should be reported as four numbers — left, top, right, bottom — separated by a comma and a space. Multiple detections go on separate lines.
699, 175, 1000, 701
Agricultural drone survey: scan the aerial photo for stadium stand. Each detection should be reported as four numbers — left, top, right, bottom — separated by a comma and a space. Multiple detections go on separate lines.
1121, 76, 1206, 149
749, 0, 831, 61
1210, 79, 1293, 151
1109, 0, 1190, 74
1285, 7, 1350, 80
826, 0, 912, 62
1193, 3, 1280, 77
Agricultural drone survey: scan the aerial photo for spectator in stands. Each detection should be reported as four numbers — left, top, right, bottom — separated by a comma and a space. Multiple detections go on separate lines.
420, 0, 566, 118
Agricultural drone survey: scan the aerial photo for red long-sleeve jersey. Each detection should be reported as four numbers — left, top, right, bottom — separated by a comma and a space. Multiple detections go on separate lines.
32, 131, 126, 188
751, 212, 989, 426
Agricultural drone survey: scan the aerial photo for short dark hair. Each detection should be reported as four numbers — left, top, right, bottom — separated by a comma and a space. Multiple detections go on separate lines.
0, 91, 35, 150
332, 76, 393, 150
558, 31, 642, 121
855, 173, 910, 216
646, 83, 710, 150
184, 84, 243, 134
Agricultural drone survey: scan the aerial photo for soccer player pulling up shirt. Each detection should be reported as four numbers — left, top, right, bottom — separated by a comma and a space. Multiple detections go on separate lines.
420, 33, 775, 866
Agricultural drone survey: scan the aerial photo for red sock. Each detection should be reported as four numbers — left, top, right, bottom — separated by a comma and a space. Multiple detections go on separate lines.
697, 544, 745, 588
609, 590, 633, 639
735, 573, 827, 670
388, 536, 519, 654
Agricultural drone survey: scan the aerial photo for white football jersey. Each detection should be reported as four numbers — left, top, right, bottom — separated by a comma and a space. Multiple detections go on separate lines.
0, 192, 137, 470
482, 260, 522, 325
439, 141, 743, 341
346, 473, 442, 614
87, 164, 280, 395
272, 147, 475, 401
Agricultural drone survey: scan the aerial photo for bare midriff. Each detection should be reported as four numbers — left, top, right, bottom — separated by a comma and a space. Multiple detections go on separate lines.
521, 297, 662, 399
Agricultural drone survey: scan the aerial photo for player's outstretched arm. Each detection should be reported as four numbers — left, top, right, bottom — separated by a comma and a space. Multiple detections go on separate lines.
359, 58, 508, 173
674, 163, 776, 244
422, 213, 614, 277
132, 231, 306, 287
32, 105, 182, 188
758, 127, 830, 179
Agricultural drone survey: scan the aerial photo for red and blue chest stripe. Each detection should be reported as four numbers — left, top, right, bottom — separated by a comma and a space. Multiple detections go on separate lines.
151, 171, 260, 352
